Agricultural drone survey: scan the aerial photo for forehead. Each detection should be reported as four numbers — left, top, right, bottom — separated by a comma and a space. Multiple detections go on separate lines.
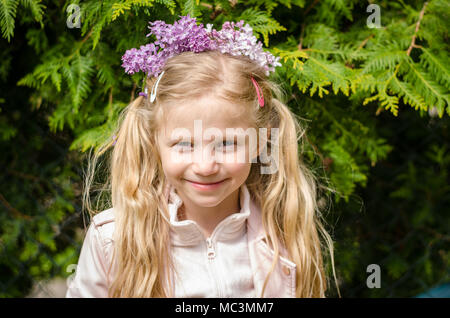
159, 95, 252, 138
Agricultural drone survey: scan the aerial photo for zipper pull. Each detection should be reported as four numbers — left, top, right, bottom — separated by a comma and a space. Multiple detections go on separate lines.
206, 238, 216, 260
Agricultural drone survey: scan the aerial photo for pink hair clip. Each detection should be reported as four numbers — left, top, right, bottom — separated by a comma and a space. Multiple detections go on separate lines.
251, 76, 264, 107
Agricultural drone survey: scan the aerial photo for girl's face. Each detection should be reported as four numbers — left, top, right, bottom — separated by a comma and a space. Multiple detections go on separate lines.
157, 95, 257, 208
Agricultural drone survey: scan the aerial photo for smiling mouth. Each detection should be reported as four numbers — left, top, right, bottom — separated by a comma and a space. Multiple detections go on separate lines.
185, 179, 226, 185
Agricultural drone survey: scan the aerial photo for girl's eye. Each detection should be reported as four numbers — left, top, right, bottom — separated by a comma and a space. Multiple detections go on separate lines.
217, 140, 236, 151
173, 140, 237, 152
174, 141, 193, 150
223, 140, 235, 146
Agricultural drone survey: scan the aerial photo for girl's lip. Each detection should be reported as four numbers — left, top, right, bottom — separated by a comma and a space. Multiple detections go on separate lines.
186, 179, 227, 191
186, 179, 226, 185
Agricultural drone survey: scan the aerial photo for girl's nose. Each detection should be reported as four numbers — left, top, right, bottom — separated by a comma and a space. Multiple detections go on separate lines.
191, 160, 220, 176
191, 150, 220, 176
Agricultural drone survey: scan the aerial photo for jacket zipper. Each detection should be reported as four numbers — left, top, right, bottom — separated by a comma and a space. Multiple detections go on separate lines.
205, 237, 225, 297
203, 214, 242, 297
206, 237, 216, 259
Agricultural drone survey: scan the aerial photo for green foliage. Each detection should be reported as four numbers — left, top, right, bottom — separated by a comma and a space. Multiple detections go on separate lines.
238, 7, 287, 46
329, 111, 450, 297
0, 0, 45, 41
1, 0, 449, 297
0, 120, 82, 296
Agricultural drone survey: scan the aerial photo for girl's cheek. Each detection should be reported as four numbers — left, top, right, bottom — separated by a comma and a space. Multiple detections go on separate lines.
221, 151, 245, 164
163, 162, 189, 183
223, 161, 251, 175
168, 149, 194, 164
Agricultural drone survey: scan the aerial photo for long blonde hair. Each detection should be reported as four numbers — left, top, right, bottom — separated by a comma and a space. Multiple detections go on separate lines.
83, 50, 340, 297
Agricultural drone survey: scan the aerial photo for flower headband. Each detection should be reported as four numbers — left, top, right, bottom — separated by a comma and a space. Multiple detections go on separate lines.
121, 15, 281, 106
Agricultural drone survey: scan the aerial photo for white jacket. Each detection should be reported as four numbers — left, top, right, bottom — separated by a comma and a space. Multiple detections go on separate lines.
66, 184, 297, 297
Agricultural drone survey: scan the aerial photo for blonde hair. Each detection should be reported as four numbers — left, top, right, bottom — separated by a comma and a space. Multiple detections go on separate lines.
83, 50, 340, 298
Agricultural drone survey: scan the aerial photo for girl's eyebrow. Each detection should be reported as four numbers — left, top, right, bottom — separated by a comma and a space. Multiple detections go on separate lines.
167, 137, 181, 145
167, 136, 191, 145
168, 136, 182, 143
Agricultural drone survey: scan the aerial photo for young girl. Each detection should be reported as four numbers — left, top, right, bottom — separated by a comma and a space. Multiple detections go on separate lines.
66, 15, 338, 298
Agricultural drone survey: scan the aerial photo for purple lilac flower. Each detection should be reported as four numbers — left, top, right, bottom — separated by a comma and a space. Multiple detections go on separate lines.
209, 20, 281, 76
121, 15, 281, 78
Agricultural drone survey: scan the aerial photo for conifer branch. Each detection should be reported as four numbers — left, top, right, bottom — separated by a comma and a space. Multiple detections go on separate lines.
209, 2, 224, 21
309, 97, 353, 139
303, 133, 329, 170
0, 192, 32, 220
357, 34, 374, 51
65, 28, 94, 63
406, 2, 428, 57
345, 34, 374, 67
405, 58, 444, 103
298, 0, 321, 50
374, 63, 402, 116
199, 2, 212, 9
297, 22, 305, 51
304, 0, 320, 16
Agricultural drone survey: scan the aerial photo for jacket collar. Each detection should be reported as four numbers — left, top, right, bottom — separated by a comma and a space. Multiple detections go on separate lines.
163, 183, 275, 248
164, 183, 258, 246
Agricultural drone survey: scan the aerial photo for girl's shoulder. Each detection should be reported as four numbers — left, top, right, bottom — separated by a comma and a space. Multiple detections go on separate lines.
66, 209, 116, 297
92, 208, 115, 227
90, 208, 116, 244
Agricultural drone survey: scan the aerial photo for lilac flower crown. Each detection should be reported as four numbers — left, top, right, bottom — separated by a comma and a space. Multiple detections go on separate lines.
121, 15, 281, 78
